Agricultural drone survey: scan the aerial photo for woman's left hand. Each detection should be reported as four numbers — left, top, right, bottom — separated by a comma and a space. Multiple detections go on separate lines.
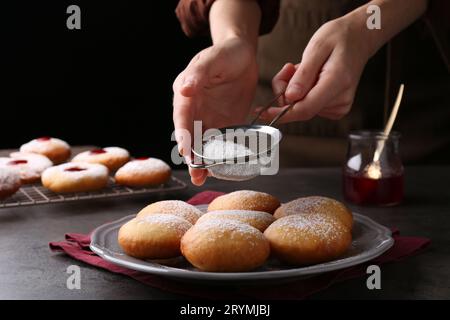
258, 16, 371, 122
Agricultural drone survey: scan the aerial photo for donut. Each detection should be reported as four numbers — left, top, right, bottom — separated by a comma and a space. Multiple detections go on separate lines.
0, 167, 21, 200
264, 213, 352, 266
181, 219, 270, 272
115, 157, 171, 187
0, 152, 53, 184
71, 147, 130, 171
207, 190, 280, 214
136, 200, 202, 224
41, 163, 109, 193
274, 196, 353, 230
20, 137, 71, 164
196, 210, 275, 232
118, 214, 192, 259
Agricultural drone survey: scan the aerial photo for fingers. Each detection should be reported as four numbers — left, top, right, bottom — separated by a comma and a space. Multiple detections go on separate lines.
272, 63, 296, 106
173, 90, 194, 157
188, 167, 208, 186
285, 39, 333, 103
258, 71, 341, 123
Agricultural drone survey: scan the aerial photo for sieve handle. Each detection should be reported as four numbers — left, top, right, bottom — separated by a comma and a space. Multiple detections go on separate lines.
250, 91, 284, 125
268, 103, 294, 127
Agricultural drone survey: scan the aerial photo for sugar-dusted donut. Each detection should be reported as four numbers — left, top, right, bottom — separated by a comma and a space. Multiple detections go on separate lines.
71, 147, 130, 171
274, 196, 353, 230
41, 163, 109, 193
0, 167, 21, 200
264, 213, 352, 266
20, 137, 71, 164
196, 210, 275, 232
115, 157, 171, 187
181, 219, 270, 272
136, 200, 202, 224
118, 214, 192, 259
0, 152, 53, 184
207, 190, 280, 214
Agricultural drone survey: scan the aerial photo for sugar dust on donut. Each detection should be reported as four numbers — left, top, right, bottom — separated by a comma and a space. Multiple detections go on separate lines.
41, 163, 109, 193
115, 157, 171, 187
71, 147, 130, 171
20, 137, 71, 164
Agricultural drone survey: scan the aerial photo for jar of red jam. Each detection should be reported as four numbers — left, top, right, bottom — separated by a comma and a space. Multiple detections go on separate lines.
343, 131, 404, 206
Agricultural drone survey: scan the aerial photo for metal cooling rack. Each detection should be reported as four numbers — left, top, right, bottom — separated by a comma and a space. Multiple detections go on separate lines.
0, 176, 187, 209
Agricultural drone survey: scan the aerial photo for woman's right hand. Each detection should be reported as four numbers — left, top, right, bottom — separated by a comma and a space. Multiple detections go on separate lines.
172, 37, 258, 185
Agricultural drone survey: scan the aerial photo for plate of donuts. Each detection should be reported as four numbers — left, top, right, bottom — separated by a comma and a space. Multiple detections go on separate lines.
90, 191, 394, 284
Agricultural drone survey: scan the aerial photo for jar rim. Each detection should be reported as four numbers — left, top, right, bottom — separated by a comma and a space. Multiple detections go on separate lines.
348, 130, 401, 140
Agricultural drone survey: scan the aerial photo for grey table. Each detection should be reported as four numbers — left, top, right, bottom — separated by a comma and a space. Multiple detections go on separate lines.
0, 164, 449, 299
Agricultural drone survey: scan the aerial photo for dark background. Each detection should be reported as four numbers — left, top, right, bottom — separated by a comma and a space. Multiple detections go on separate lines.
3, 1, 210, 165
3, 1, 449, 166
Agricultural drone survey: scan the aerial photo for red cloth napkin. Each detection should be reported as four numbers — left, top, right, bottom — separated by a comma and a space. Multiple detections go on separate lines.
49, 190, 430, 299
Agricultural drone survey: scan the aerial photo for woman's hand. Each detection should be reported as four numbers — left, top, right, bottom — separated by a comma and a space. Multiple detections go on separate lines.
259, 0, 427, 122
173, 37, 258, 185
259, 17, 370, 122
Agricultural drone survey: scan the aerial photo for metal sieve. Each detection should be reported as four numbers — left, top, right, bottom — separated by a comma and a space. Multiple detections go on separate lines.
188, 93, 293, 181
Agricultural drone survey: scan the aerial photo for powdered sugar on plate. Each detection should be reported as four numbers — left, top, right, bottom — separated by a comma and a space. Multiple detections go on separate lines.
136, 214, 192, 232
272, 214, 348, 244
193, 218, 265, 244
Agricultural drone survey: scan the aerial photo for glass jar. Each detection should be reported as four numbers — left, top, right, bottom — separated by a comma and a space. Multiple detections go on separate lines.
343, 131, 404, 206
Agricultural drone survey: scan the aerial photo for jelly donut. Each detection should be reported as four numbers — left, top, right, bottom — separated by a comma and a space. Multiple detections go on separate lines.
181, 219, 270, 272
264, 214, 352, 266
41, 163, 109, 193
0, 167, 21, 200
196, 210, 275, 232
72, 147, 130, 171
20, 137, 71, 164
118, 214, 192, 259
274, 196, 353, 230
0, 152, 53, 184
207, 190, 280, 214
136, 200, 202, 224
115, 157, 171, 187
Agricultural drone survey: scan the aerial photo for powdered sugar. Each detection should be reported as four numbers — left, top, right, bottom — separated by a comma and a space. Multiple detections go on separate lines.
199, 210, 274, 223
20, 137, 69, 154
42, 162, 109, 181
137, 214, 192, 232
0, 167, 21, 192
116, 158, 170, 175
271, 214, 348, 243
202, 139, 260, 181
73, 147, 129, 161
193, 218, 264, 244
281, 196, 334, 213
211, 190, 278, 211
0, 152, 53, 182
203, 139, 253, 160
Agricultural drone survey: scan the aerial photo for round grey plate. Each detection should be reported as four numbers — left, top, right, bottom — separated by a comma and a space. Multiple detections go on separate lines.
90, 205, 394, 284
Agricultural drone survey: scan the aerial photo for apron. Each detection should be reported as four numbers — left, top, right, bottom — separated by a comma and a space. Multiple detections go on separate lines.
253, 0, 450, 166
